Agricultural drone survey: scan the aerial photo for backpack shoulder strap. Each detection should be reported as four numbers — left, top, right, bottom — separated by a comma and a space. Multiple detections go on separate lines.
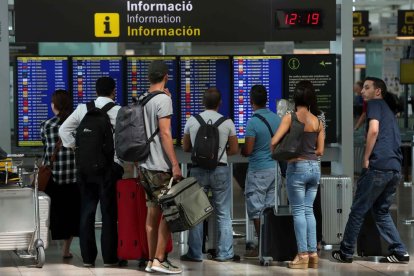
194, 114, 207, 126
101, 102, 116, 113
252, 114, 273, 137
141, 91, 166, 106
86, 101, 95, 111
213, 116, 227, 128
141, 91, 166, 144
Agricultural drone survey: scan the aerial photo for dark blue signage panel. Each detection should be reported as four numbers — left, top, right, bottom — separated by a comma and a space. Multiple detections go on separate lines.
179, 56, 231, 142
233, 56, 283, 142
126, 56, 179, 142
16, 57, 69, 147
71, 56, 124, 106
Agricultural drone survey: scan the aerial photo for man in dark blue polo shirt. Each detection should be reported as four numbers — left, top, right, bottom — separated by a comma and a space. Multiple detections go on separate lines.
332, 77, 409, 264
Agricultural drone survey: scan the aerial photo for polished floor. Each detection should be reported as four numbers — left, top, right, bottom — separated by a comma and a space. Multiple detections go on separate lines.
1, 179, 414, 275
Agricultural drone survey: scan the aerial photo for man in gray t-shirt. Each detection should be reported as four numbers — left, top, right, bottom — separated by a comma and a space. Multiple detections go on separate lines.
181, 88, 239, 262
138, 61, 182, 274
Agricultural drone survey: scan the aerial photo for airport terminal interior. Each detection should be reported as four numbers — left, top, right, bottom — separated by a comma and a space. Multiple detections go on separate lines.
1, 0, 414, 275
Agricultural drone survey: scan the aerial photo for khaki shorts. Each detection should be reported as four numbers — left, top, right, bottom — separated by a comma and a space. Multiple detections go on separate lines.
139, 167, 172, 207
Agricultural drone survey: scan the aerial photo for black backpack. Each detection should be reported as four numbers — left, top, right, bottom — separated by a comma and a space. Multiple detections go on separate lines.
115, 92, 164, 162
384, 92, 404, 114
191, 115, 227, 170
75, 101, 116, 174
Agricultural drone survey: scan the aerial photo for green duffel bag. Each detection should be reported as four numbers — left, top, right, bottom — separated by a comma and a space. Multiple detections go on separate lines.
159, 177, 213, 233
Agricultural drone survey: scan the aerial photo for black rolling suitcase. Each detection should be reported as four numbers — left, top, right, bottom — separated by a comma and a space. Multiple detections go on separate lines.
259, 163, 297, 266
357, 205, 398, 257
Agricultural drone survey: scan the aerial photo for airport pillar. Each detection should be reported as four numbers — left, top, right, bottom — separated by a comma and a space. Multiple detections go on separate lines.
0, 2, 11, 152
330, 0, 353, 177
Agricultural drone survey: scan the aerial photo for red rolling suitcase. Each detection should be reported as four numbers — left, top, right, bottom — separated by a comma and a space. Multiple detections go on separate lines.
117, 178, 173, 261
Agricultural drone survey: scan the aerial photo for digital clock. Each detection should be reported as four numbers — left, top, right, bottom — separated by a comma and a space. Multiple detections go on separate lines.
275, 10, 323, 29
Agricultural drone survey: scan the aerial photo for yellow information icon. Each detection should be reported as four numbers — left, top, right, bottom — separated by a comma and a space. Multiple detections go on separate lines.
405, 11, 414, 24
353, 12, 362, 25
94, 13, 120, 37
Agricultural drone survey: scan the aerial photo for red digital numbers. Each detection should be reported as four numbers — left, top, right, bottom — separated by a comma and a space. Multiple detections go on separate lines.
311, 13, 320, 25
285, 13, 298, 25
278, 10, 322, 28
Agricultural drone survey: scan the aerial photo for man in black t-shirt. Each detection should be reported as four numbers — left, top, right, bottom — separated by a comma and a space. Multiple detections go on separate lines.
332, 77, 409, 264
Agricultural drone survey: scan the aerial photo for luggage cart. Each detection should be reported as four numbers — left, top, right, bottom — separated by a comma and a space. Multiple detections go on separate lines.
0, 154, 47, 268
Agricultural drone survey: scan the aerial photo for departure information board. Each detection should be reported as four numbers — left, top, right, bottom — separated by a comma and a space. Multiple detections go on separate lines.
72, 56, 124, 106
16, 56, 69, 147
233, 56, 283, 142
126, 56, 179, 142
179, 56, 231, 141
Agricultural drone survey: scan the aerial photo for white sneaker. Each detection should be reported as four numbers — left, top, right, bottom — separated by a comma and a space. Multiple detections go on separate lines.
145, 260, 153, 272
151, 258, 182, 274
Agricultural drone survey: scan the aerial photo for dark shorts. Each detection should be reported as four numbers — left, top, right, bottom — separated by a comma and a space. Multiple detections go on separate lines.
139, 167, 172, 207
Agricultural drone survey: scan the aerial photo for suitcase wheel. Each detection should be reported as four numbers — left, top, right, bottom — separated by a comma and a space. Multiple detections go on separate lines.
36, 246, 45, 268
206, 249, 217, 260
260, 258, 272, 266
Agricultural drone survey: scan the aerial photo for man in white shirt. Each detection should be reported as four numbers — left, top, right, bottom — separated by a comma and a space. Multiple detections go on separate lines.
59, 77, 123, 267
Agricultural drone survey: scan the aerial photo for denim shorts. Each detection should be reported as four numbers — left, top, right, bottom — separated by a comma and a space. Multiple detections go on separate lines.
139, 167, 172, 207
245, 168, 276, 219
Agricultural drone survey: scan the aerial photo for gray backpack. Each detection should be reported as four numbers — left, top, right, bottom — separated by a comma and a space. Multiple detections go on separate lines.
115, 92, 164, 162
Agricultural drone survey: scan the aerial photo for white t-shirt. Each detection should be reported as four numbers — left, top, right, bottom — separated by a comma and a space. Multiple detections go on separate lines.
59, 96, 122, 165
140, 93, 173, 172
184, 110, 237, 164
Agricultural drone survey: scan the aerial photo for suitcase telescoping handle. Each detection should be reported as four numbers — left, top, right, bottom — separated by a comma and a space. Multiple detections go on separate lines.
274, 162, 280, 214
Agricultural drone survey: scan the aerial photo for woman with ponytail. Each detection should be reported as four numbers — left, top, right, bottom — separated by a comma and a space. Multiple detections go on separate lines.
40, 89, 80, 259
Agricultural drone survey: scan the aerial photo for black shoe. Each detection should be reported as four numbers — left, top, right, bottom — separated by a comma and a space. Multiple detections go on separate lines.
380, 253, 410, 263
180, 254, 203, 262
118, 259, 128, 267
332, 250, 353, 263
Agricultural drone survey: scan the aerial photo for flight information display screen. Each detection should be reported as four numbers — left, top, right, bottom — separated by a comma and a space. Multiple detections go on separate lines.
16, 56, 69, 147
233, 56, 283, 143
179, 56, 231, 141
72, 56, 124, 106
126, 56, 179, 142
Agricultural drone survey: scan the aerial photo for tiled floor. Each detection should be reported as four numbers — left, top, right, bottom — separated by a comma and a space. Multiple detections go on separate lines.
1, 179, 414, 275
1, 241, 414, 276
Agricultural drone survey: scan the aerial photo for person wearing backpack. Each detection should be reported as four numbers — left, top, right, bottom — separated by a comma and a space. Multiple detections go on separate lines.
241, 85, 281, 259
181, 87, 239, 262
137, 60, 183, 274
59, 77, 124, 267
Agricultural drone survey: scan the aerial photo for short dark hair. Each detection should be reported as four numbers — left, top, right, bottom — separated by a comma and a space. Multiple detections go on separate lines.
293, 80, 321, 116
95, 77, 115, 97
356, 80, 364, 89
148, 60, 168, 84
203, 87, 221, 110
51, 89, 72, 122
250, 85, 267, 107
364, 76, 387, 98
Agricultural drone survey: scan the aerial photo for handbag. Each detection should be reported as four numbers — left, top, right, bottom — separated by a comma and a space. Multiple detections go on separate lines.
38, 138, 62, 191
159, 177, 213, 233
272, 112, 305, 161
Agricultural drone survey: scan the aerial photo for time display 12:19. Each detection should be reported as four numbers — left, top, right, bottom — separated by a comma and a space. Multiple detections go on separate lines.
275, 10, 323, 29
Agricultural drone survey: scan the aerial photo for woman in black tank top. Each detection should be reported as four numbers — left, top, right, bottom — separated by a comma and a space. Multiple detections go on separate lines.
271, 81, 325, 269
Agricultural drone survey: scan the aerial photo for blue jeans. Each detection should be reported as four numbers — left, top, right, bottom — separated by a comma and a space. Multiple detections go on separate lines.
186, 166, 234, 260
245, 167, 276, 219
340, 169, 407, 257
286, 160, 320, 253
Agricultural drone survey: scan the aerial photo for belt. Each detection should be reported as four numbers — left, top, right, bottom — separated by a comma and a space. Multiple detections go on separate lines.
192, 163, 227, 168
